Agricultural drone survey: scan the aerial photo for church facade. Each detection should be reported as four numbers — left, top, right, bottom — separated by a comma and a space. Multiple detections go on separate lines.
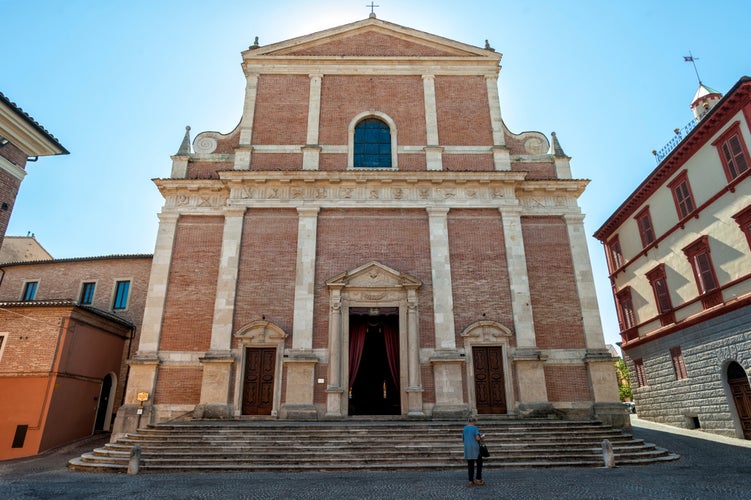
114, 16, 620, 436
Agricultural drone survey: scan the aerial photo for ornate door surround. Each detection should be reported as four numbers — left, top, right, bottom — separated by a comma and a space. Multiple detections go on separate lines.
325, 261, 424, 418
461, 321, 515, 415
232, 320, 287, 417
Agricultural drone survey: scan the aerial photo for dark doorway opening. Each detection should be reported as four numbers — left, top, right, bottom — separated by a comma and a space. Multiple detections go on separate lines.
348, 308, 400, 416
94, 374, 113, 431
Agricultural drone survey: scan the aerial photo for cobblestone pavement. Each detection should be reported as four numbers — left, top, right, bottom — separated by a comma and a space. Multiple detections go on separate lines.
2, 417, 751, 499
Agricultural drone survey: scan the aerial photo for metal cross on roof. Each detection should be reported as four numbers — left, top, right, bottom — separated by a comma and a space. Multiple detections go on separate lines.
366, 2, 379, 15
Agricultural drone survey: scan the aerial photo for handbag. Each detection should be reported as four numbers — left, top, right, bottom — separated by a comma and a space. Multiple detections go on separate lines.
479, 442, 490, 458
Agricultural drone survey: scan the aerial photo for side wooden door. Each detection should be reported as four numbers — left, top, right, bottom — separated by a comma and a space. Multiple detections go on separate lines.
242, 347, 276, 415
729, 374, 751, 439
473, 346, 507, 414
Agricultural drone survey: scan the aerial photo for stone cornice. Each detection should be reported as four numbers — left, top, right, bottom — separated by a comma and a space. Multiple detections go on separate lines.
154, 172, 587, 213
0, 154, 27, 181
242, 60, 501, 78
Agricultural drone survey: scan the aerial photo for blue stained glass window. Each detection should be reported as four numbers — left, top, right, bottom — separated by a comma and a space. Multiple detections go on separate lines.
354, 119, 392, 168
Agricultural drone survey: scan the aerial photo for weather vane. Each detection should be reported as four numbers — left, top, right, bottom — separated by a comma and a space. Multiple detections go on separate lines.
366, 2, 379, 16
683, 51, 702, 85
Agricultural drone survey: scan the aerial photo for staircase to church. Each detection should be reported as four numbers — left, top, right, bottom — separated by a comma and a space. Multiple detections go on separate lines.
68, 419, 678, 473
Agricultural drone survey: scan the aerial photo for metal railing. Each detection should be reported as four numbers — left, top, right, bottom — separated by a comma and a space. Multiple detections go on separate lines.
652, 117, 698, 163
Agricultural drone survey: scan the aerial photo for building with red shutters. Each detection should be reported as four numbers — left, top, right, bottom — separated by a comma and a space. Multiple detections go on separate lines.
595, 77, 751, 439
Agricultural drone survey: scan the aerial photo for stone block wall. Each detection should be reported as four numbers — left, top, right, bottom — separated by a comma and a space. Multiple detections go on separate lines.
625, 304, 751, 438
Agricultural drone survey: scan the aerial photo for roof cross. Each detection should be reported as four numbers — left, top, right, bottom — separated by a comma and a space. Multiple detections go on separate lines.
366, 2, 379, 16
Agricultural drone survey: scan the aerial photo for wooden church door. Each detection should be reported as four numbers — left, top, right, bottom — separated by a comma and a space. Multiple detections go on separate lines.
242, 347, 275, 415
473, 346, 507, 414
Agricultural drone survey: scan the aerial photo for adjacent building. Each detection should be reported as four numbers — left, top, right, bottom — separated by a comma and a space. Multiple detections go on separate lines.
113, 15, 621, 439
0, 254, 152, 459
0, 92, 68, 249
595, 77, 751, 439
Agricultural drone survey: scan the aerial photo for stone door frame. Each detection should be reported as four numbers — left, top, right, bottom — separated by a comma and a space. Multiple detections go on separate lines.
461, 320, 515, 415
325, 261, 424, 418
232, 320, 287, 417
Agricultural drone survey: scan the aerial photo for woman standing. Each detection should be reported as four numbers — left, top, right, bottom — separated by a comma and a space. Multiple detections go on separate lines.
462, 417, 485, 486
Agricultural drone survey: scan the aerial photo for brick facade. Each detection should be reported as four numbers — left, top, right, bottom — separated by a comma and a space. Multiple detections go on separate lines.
114, 16, 618, 433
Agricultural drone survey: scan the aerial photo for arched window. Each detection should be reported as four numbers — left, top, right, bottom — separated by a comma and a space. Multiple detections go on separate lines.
354, 118, 392, 168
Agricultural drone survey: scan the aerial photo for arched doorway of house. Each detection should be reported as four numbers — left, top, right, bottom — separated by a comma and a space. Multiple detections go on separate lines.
94, 374, 114, 431
348, 308, 400, 416
727, 361, 751, 439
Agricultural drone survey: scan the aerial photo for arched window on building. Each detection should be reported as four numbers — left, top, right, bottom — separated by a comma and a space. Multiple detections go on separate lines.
353, 118, 392, 168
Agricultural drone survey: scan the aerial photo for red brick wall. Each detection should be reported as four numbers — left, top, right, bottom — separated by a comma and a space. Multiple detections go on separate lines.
0, 307, 62, 373
0, 143, 28, 168
513, 162, 557, 179
396, 154, 427, 171
0, 168, 22, 248
442, 153, 493, 171
448, 209, 514, 339
186, 161, 222, 179
435, 76, 493, 146
319, 153, 347, 171
314, 208, 435, 352
233, 209, 298, 339
289, 32, 458, 57
0, 256, 151, 330
544, 365, 592, 401
521, 216, 585, 349
318, 75, 426, 146
153, 366, 203, 404
160, 216, 223, 352
253, 75, 309, 145
250, 153, 303, 171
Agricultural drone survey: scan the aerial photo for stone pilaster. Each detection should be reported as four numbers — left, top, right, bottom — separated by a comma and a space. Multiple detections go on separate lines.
303, 74, 323, 170
427, 207, 455, 349
234, 73, 259, 170
325, 287, 344, 418
563, 213, 606, 350
281, 354, 319, 420
426, 206, 463, 417
500, 209, 537, 348
194, 207, 245, 419
422, 74, 443, 171
406, 288, 424, 416
292, 207, 320, 350
485, 75, 510, 170
210, 207, 246, 351
111, 353, 159, 441
138, 212, 179, 353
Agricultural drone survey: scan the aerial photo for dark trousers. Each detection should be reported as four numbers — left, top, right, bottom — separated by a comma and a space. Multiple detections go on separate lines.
467, 454, 483, 481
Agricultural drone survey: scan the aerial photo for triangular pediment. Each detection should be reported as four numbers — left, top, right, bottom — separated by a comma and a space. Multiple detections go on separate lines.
245, 17, 498, 60
326, 261, 421, 289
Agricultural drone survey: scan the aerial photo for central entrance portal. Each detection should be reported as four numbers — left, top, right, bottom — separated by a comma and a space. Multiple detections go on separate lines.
348, 308, 401, 416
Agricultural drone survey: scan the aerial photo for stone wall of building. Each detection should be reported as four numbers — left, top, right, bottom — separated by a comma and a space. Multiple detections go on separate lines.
625, 304, 751, 438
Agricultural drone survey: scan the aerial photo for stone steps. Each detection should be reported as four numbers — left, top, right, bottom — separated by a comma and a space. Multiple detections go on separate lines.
67, 419, 679, 473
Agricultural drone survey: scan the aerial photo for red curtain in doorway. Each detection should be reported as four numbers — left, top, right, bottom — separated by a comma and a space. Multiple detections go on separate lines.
384, 321, 400, 390
349, 318, 367, 389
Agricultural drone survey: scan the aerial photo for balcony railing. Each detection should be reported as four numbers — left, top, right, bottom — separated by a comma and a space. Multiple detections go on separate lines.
652, 118, 698, 163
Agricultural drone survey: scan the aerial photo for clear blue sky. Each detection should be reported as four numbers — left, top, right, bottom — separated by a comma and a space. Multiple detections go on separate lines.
2, 0, 749, 349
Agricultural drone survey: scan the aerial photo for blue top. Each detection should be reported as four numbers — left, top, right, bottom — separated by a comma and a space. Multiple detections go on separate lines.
462, 424, 480, 459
